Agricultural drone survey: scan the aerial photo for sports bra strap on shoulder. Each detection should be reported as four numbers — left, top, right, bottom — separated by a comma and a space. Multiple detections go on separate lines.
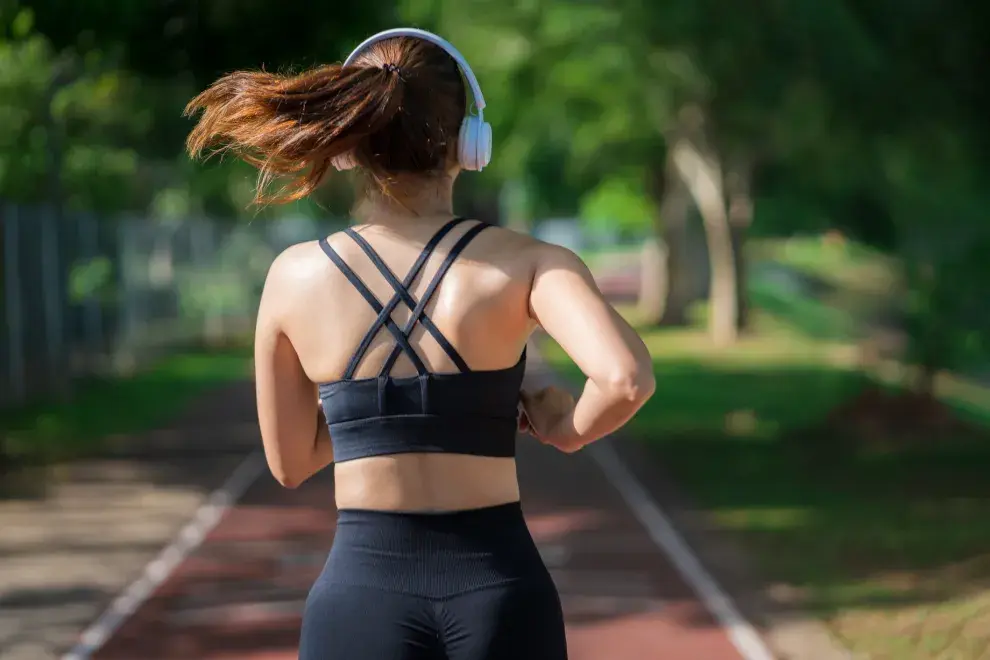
379, 220, 491, 376
318, 217, 489, 380
342, 217, 467, 293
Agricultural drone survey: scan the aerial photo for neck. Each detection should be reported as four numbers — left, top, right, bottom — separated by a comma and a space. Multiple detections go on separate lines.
355, 174, 456, 227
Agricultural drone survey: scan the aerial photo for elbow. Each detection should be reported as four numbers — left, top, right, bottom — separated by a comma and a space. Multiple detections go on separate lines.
267, 459, 308, 489
271, 469, 302, 489
605, 364, 656, 404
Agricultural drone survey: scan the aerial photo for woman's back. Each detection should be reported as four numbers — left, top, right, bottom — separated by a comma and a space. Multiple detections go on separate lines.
261, 215, 540, 511
187, 28, 657, 659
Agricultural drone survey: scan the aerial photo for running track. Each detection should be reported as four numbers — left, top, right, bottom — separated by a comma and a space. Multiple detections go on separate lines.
64, 357, 772, 660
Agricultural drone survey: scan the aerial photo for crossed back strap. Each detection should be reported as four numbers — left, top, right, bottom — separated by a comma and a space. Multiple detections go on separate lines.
318, 218, 490, 379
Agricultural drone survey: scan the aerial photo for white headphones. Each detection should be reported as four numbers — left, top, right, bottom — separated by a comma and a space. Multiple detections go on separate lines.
331, 28, 492, 173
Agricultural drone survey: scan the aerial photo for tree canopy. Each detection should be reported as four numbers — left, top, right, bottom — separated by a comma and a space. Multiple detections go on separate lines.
3, 0, 988, 369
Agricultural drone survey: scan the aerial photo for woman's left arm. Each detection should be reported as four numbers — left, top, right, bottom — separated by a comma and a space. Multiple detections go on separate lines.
254, 250, 333, 488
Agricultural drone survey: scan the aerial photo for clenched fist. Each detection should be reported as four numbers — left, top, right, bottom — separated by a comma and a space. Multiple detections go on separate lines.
518, 385, 577, 452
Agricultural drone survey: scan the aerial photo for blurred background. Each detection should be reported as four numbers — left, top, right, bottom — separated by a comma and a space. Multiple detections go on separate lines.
2, 0, 990, 658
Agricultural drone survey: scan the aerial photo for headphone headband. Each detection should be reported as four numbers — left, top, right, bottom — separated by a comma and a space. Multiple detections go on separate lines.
341, 28, 486, 112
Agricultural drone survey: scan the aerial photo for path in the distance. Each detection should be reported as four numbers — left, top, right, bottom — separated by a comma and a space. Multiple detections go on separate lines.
86, 369, 747, 660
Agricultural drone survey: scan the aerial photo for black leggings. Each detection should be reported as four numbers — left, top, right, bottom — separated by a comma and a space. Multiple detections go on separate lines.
299, 502, 567, 659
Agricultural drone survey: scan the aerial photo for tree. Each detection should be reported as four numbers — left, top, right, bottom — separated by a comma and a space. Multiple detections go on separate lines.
402, 0, 708, 326
578, 174, 656, 242
0, 6, 146, 211
822, 0, 990, 394
11, 0, 398, 216
413, 0, 990, 384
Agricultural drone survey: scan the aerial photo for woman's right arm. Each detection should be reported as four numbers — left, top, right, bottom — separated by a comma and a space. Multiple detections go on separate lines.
527, 243, 656, 452
255, 248, 334, 488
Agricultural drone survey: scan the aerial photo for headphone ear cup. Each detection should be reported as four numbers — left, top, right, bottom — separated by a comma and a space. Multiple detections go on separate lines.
458, 117, 478, 171
458, 116, 492, 171
332, 151, 358, 171
478, 121, 492, 170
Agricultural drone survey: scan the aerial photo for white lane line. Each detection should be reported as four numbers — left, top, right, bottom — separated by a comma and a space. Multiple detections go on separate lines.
588, 442, 777, 660
61, 450, 266, 660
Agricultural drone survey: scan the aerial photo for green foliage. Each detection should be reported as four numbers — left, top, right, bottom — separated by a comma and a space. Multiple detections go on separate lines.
401, 0, 671, 215
900, 230, 990, 379
578, 174, 656, 238
67, 255, 113, 303
408, 0, 990, 374
0, 0, 396, 216
0, 6, 146, 211
5, 0, 990, 323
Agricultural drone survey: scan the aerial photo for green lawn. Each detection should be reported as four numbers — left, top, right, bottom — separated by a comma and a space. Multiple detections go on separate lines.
0, 345, 252, 465
747, 276, 863, 343
749, 235, 899, 297
542, 323, 990, 659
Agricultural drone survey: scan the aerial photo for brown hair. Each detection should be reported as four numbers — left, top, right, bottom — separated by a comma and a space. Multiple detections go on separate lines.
184, 37, 467, 206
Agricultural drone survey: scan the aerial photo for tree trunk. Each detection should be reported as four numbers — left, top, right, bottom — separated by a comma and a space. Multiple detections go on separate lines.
725, 159, 754, 331
43, 58, 74, 398
638, 164, 693, 326
637, 235, 666, 325
671, 136, 738, 346
659, 176, 695, 326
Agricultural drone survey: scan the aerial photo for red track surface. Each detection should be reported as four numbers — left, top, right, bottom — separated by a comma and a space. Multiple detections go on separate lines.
91, 434, 743, 660
84, 354, 747, 660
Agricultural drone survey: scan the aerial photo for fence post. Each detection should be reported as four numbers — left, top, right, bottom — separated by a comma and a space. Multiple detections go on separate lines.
115, 219, 135, 374
3, 205, 25, 404
79, 212, 103, 374
40, 204, 65, 395
191, 219, 223, 345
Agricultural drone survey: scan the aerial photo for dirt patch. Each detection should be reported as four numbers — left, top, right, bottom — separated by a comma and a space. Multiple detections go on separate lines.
824, 386, 978, 449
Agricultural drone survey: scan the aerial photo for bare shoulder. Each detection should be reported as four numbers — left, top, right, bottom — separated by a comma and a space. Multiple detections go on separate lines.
266, 239, 327, 279
262, 239, 332, 300
474, 224, 588, 272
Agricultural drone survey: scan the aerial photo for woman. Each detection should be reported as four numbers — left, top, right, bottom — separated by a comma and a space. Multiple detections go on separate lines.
185, 28, 655, 660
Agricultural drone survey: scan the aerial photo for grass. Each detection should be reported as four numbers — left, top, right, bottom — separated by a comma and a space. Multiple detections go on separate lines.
747, 274, 863, 343
749, 234, 899, 297
0, 344, 252, 465
747, 234, 903, 345
541, 318, 990, 659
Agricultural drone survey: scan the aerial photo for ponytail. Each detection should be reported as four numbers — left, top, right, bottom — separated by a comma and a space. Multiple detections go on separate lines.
184, 65, 404, 205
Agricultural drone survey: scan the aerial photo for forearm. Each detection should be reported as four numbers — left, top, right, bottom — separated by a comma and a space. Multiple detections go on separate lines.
549, 375, 654, 453
268, 410, 334, 489
311, 417, 334, 467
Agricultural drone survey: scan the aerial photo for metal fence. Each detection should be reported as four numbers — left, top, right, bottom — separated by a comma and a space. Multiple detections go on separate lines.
0, 203, 343, 410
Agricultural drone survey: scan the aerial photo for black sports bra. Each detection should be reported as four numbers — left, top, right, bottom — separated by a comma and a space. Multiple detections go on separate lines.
316, 217, 526, 463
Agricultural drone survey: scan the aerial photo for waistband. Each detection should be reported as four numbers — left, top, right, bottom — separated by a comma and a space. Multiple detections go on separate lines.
337, 500, 523, 523
335, 501, 526, 548
325, 501, 547, 598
